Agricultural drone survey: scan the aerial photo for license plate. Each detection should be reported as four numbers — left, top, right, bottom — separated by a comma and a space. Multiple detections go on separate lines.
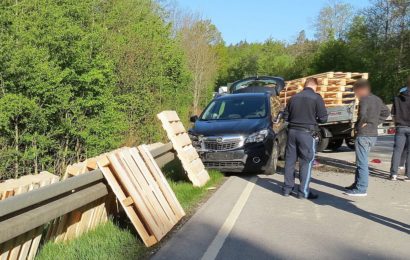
205, 152, 241, 161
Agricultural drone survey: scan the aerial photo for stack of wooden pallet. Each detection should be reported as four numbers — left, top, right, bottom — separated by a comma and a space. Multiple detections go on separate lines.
46, 157, 114, 242
0, 172, 59, 260
157, 111, 210, 187
47, 145, 185, 247
280, 72, 368, 107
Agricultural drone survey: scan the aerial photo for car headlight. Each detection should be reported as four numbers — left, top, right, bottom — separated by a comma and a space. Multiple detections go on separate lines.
188, 133, 202, 148
245, 129, 269, 143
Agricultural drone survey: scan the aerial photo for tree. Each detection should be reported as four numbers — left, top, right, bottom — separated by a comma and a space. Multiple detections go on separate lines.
314, 0, 355, 41
177, 14, 223, 113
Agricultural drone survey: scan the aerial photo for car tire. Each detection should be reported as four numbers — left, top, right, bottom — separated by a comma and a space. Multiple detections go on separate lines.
264, 141, 279, 175
328, 139, 343, 151
345, 138, 355, 150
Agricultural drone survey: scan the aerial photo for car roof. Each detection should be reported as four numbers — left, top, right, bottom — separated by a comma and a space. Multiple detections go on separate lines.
214, 93, 268, 100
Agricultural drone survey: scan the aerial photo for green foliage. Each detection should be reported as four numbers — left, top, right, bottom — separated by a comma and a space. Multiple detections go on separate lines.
36, 221, 145, 260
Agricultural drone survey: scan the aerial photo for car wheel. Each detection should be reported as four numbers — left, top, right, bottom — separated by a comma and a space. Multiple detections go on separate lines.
328, 139, 343, 151
345, 138, 355, 150
264, 141, 279, 175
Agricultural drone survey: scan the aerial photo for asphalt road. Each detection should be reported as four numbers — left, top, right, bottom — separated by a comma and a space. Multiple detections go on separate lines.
153, 136, 410, 260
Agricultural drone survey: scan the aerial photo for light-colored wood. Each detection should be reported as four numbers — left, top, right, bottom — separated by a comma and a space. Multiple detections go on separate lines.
107, 152, 164, 239
97, 158, 157, 247
138, 145, 185, 219
157, 111, 210, 187
129, 148, 178, 224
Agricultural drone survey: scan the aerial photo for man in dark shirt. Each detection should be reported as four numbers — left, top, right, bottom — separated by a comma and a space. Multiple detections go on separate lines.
345, 79, 390, 196
283, 78, 328, 199
390, 77, 410, 181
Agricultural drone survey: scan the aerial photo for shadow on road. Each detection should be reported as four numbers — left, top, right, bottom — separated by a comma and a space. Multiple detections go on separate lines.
255, 175, 410, 235
316, 156, 390, 179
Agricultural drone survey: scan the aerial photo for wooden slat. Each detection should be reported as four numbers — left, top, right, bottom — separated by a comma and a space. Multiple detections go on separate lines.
97, 157, 157, 247
157, 111, 210, 187
129, 148, 178, 224
138, 145, 185, 219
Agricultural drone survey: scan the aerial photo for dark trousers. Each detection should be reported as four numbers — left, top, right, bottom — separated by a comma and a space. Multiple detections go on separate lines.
390, 127, 410, 177
284, 128, 316, 197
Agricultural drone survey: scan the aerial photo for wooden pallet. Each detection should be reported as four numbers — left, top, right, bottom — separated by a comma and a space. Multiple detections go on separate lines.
47, 155, 113, 243
280, 71, 368, 107
0, 172, 59, 260
96, 146, 185, 246
157, 111, 210, 187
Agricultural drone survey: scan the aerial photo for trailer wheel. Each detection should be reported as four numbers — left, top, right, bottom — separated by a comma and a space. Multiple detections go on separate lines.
328, 139, 343, 151
316, 133, 329, 152
345, 138, 355, 150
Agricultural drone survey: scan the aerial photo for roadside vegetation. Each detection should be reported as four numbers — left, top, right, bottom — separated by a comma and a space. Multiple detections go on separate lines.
36, 169, 224, 260
0, 0, 408, 180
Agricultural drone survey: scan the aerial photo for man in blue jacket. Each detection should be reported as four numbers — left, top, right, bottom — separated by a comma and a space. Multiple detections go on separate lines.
283, 78, 328, 199
345, 79, 390, 196
390, 77, 410, 181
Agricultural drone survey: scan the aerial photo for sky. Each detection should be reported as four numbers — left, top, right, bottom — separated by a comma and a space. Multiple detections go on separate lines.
177, 0, 371, 44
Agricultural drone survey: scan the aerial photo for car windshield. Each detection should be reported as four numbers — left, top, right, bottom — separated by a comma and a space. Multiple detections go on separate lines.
200, 96, 267, 120
232, 79, 278, 92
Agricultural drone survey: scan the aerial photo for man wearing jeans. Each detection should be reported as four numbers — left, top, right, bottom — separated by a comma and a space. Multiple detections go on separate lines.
345, 79, 390, 196
390, 78, 410, 181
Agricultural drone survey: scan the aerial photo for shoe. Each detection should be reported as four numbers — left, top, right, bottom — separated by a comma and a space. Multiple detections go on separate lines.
344, 189, 367, 197
390, 175, 397, 181
403, 176, 410, 182
298, 192, 319, 200
282, 191, 290, 197
345, 184, 356, 190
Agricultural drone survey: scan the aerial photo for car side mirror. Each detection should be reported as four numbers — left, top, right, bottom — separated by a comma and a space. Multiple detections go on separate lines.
190, 115, 198, 123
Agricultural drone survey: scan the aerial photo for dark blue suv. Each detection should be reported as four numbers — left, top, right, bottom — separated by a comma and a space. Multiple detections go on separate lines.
188, 92, 287, 174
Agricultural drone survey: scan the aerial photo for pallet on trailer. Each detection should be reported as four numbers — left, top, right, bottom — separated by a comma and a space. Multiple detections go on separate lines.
157, 111, 210, 187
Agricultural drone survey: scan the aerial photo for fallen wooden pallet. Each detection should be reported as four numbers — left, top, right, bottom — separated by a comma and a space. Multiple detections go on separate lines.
96, 146, 185, 246
47, 156, 113, 243
0, 172, 59, 260
280, 71, 368, 107
157, 111, 210, 187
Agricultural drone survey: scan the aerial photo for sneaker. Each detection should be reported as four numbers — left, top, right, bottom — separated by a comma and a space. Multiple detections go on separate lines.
403, 176, 410, 182
298, 192, 319, 200
344, 189, 367, 197
390, 175, 397, 181
345, 184, 356, 190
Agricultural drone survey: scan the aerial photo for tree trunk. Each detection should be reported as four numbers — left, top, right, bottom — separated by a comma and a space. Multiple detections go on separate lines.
14, 121, 19, 178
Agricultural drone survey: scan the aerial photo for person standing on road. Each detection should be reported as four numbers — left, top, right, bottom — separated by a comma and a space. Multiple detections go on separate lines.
282, 78, 328, 200
345, 79, 390, 196
390, 77, 410, 181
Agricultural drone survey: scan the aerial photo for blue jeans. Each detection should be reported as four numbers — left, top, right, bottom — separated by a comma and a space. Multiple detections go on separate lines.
390, 127, 410, 177
354, 136, 377, 192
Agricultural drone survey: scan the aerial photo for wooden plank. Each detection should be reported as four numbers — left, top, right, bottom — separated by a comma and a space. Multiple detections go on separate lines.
129, 148, 178, 224
138, 145, 185, 219
107, 152, 165, 239
97, 157, 157, 247
174, 133, 192, 148
118, 149, 170, 234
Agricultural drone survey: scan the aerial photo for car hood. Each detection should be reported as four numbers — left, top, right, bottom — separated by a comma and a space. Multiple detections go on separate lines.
190, 118, 269, 136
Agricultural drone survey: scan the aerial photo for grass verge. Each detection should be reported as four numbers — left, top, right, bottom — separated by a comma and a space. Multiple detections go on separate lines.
36, 163, 224, 260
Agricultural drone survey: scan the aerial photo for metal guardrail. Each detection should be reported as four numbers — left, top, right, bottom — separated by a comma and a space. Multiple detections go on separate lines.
0, 142, 176, 244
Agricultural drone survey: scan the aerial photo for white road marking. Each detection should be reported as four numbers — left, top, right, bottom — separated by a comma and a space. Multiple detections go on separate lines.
201, 177, 257, 260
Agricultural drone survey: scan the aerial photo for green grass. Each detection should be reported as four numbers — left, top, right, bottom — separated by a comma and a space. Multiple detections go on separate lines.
36, 162, 224, 260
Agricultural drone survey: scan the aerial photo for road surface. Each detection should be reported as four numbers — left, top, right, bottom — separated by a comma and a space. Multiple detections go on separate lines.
153, 136, 410, 260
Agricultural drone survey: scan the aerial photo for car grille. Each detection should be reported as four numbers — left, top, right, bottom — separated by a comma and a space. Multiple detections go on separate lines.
203, 139, 242, 151
204, 161, 244, 168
